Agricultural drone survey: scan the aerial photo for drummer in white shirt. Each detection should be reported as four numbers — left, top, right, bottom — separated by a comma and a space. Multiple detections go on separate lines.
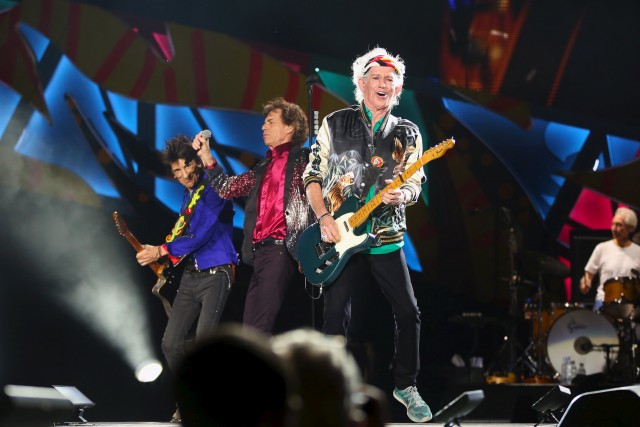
580, 207, 640, 315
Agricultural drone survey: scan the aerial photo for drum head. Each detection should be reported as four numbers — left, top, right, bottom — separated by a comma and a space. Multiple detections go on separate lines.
546, 309, 619, 376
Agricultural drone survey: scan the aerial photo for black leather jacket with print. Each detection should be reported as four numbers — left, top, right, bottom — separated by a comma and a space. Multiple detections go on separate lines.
303, 104, 425, 246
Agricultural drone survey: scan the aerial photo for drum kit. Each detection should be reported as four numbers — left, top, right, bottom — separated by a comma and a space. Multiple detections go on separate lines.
485, 210, 639, 384
520, 261, 640, 384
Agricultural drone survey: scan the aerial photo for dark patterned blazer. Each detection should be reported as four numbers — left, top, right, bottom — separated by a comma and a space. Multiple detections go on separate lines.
205, 144, 313, 265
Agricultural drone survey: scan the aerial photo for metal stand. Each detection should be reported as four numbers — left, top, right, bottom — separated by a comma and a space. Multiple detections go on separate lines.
531, 271, 550, 377
504, 208, 519, 372
486, 207, 530, 378
306, 73, 320, 330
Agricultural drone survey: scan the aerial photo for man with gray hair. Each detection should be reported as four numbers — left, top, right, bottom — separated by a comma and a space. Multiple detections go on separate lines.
580, 206, 640, 313
303, 47, 431, 422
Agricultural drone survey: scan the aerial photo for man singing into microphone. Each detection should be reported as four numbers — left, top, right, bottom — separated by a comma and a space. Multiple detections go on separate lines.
192, 97, 314, 335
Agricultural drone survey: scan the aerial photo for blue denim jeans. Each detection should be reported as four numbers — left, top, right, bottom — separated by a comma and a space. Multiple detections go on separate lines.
161, 265, 233, 372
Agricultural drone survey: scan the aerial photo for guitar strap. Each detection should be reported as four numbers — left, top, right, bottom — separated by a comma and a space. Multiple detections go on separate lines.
148, 181, 206, 317
165, 183, 206, 243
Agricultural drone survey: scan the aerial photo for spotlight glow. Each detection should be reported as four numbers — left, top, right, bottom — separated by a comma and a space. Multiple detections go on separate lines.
135, 360, 163, 383
7, 200, 165, 383
56, 273, 162, 382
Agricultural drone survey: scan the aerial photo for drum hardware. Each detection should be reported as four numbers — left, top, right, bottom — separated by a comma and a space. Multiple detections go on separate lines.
516, 250, 571, 379
602, 276, 640, 319
524, 271, 568, 381
607, 316, 640, 383
485, 208, 528, 380
486, 207, 522, 377
573, 336, 620, 374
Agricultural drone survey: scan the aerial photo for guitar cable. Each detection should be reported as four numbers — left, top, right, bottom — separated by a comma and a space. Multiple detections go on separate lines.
304, 277, 324, 300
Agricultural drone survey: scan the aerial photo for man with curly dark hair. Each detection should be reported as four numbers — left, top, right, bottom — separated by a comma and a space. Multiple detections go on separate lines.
137, 135, 238, 422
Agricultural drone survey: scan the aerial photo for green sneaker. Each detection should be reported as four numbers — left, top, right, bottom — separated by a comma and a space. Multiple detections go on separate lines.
393, 386, 432, 423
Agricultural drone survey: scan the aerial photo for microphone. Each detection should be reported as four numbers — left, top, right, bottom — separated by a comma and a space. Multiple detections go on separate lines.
574, 336, 593, 355
306, 74, 320, 86
201, 129, 212, 140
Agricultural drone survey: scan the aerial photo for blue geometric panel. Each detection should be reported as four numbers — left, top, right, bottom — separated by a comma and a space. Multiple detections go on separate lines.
14, 57, 121, 198
443, 98, 590, 219
0, 84, 19, 137
155, 105, 202, 149
544, 122, 589, 162
155, 176, 183, 212
403, 233, 422, 273
18, 23, 49, 61
197, 108, 266, 156
106, 92, 138, 138
607, 135, 640, 166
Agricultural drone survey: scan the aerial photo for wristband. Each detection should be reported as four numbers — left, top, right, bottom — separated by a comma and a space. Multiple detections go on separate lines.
317, 212, 331, 224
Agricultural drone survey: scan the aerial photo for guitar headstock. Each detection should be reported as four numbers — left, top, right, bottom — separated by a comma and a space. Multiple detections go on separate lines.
113, 211, 129, 236
421, 137, 456, 163
437, 137, 455, 150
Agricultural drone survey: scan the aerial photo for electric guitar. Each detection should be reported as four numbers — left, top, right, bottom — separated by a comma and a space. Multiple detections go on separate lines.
298, 138, 455, 286
113, 212, 172, 316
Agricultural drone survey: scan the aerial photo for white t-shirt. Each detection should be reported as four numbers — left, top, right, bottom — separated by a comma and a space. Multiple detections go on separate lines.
584, 240, 640, 302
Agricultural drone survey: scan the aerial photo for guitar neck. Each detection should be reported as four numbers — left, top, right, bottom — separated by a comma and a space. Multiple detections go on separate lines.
348, 139, 454, 229
123, 230, 144, 253
124, 230, 165, 277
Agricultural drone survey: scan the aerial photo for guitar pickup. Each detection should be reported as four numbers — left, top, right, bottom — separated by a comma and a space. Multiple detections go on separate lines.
314, 253, 340, 274
315, 241, 334, 257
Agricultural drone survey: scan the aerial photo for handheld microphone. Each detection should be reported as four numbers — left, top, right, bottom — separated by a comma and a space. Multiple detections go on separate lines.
201, 129, 212, 140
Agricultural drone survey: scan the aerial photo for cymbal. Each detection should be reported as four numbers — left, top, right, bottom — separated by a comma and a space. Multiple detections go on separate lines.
520, 251, 570, 278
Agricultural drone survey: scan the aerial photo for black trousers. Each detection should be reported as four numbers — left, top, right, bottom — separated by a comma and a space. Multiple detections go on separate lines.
161, 265, 233, 373
243, 244, 297, 334
323, 248, 421, 389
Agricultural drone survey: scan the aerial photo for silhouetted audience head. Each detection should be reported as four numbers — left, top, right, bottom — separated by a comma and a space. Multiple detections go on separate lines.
175, 324, 292, 427
271, 328, 388, 427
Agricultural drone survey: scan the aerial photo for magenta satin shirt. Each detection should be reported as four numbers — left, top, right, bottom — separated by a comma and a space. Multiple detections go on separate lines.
252, 142, 291, 243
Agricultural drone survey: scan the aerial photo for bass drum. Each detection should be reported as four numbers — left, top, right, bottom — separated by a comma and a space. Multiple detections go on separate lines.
546, 309, 619, 376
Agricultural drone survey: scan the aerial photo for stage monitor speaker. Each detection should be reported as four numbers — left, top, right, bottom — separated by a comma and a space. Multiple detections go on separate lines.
432, 390, 484, 426
569, 229, 610, 302
0, 384, 73, 427
557, 385, 640, 427
52, 385, 95, 422
531, 385, 572, 423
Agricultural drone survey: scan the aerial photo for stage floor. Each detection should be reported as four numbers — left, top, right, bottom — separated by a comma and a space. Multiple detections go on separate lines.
59, 423, 556, 427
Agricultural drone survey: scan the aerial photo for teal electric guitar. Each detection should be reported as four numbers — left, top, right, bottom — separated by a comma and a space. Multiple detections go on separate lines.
298, 138, 455, 286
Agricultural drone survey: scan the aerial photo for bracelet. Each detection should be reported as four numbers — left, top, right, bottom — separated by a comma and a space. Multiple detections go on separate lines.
402, 188, 410, 203
317, 212, 331, 224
